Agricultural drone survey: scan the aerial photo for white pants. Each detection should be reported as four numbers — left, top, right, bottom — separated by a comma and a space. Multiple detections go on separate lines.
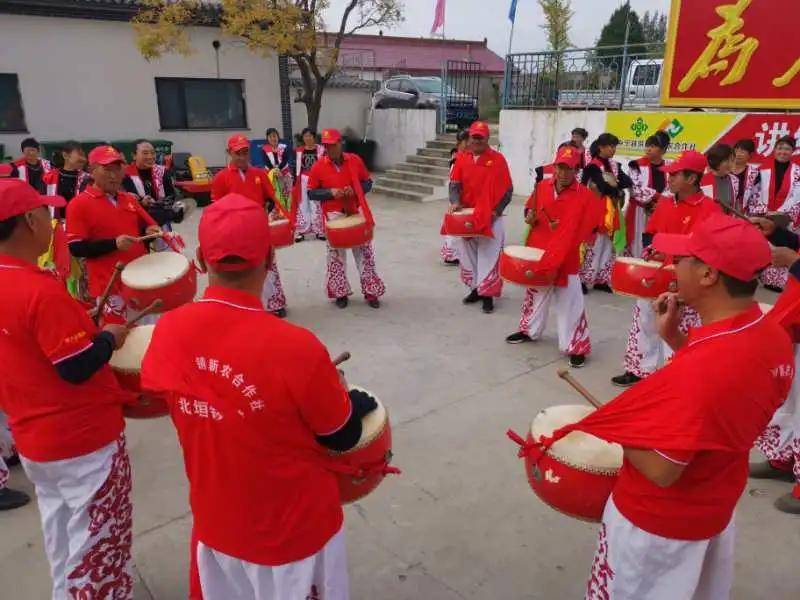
197, 526, 349, 600
0, 410, 14, 490
262, 260, 287, 312
586, 499, 734, 600
628, 206, 646, 260
325, 212, 385, 301
21, 435, 133, 600
622, 299, 701, 378
518, 275, 591, 356
580, 235, 614, 287
440, 236, 459, 262
457, 217, 505, 297
296, 175, 324, 237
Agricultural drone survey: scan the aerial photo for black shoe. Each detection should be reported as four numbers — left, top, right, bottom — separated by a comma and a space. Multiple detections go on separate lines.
593, 283, 613, 294
581, 283, 588, 295
335, 297, 349, 309
271, 308, 287, 319
294, 235, 304, 243
316, 234, 327, 241
775, 492, 800, 514
463, 289, 481, 304
367, 298, 380, 309
482, 297, 494, 314
5, 453, 20, 467
765, 285, 784, 293
611, 372, 641, 388
506, 332, 533, 344
0, 487, 30, 511
444, 258, 460, 266
569, 355, 586, 369
749, 461, 797, 481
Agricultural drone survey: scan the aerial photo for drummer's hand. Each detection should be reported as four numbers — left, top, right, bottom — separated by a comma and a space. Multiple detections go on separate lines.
772, 246, 800, 269
750, 216, 775, 237
649, 251, 666, 262
342, 185, 355, 197
337, 368, 348, 390
331, 188, 345, 199
145, 225, 162, 236
653, 292, 685, 349
448, 203, 463, 214
140, 195, 154, 208
524, 210, 536, 225
349, 388, 378, 418
115, 235, 137, 251
103, 324, 129, 350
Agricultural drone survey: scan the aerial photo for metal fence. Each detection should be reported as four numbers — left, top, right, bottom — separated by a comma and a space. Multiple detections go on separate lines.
503, 43, 666, 110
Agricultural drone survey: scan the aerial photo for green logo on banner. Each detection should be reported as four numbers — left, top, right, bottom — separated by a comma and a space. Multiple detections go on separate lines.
666, 118, 685, 138
631, 117, 649, 138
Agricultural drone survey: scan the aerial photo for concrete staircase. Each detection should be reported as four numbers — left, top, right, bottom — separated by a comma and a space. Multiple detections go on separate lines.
373, 125, 500, 203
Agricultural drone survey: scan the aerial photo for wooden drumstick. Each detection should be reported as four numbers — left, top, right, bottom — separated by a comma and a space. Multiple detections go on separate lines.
135, 231, 164, 243
556, 369, 603, 409
332, 351, 351, 367
716, 200, 749, 221
125, 299, 163, 328
94, 262, 125, 325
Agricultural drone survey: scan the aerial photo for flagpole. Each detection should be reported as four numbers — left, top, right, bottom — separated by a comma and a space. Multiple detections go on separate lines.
507, 19, 516, 57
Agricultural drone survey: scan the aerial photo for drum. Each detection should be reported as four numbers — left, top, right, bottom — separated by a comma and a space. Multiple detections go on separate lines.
325, 214, 374, 249
109, 325, 169, 419
332, 387, 394, 504
610, 257, 676, 299
443, 208, 483, 237
523, 405, 622, 522
269, 218, 294, 249
500, 246, 551, 287
121, 252, 197, 312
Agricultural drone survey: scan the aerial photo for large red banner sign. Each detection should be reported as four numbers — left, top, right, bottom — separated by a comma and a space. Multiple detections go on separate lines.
717, 114, 800, 164
662, 0, 800, 109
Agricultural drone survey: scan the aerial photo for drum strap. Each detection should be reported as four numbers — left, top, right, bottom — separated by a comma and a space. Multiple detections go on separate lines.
506, 429, 551, 465
324, 454, 401, 480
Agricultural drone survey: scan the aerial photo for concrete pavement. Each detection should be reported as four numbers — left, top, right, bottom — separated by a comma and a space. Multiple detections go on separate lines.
1, 194, 798, 599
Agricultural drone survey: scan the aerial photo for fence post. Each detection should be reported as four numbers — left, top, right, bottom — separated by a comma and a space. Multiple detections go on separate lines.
502, 55, 511, 110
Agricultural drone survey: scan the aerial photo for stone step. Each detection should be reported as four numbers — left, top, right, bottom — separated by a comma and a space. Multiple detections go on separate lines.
372, 177, 435, 195
393, 161, 451, 178
407, 154, 451, 168
372, 185, 429, 203
426, 139, 454, 150
384, 169, 448, 186
417, 147, 452, 159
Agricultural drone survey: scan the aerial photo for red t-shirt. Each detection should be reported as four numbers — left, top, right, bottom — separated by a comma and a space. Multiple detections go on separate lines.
645, 192, 721, 235
449, 148, 512, 211
612, 304, 794, 540
66, 185, 157, 297
0, 256, 127, 462
307, 153, 371, 216
211, 164, 277, 207
140, 286, 352, 566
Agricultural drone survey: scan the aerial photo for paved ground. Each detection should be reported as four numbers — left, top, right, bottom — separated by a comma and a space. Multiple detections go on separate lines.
1, 194, 798, 599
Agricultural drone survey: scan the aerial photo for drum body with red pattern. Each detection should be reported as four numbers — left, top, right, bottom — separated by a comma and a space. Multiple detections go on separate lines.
443, 208, 485, 237
610, 257, 675, 299
500, 246, 551, 287
524, 405, 622, 522
333, 388, 393, 504
121, 252, 196, 312
326, 214, 374, 249
269, 218, 294, 249
109, 325, 169, 418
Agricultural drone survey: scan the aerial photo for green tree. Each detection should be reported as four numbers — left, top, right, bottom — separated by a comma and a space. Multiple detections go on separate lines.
595, 1, 645, 63
133, 0, 404, 131
538, 0, 573, 53
641, 10, 668, 55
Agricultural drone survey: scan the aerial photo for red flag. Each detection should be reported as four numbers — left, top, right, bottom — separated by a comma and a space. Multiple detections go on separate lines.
431, 0, 446, 34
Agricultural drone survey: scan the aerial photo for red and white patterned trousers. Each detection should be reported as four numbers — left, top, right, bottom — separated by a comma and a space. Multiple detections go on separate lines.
262, 260, 287, 312
326, 242, 386, 300
440, 236, 459, 262
21, 434, 133, 600
580, 235, 614, 287
295, 175, 324, 237
457, 217, 505, 298
0, 410, 14, 490
517, 275, 591, 356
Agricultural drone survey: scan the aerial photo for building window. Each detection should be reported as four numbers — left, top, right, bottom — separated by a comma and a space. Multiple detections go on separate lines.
0, 74, 27, 132
155, 78, 247, 130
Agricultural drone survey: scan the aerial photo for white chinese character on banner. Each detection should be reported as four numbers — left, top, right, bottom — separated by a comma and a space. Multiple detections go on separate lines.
756, 122, 792, 158
232, 373, 245, 389
195, 356, 207, 371
250, 399, 265, 412
220, 364, 232, 379
193, 399, 209, 418
179, 397, 192, 415
242, 384, 258, 399
209, 406, 223, 421
208, 359, 219, 374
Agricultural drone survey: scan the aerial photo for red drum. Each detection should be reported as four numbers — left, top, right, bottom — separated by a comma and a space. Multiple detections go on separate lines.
332, 388, 394, 504
121, 252, 197, 312
326, 214, 374, 249
610, 257, 676, 299
109, 325, 169, 419
269, 218, 294, 249
522, 405, 622, 522
500, 246, 551, 287
443, 208, 484, 237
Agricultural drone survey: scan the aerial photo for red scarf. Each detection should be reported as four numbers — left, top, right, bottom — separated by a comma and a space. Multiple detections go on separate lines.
768, 161, 795, 211
124, 163, 167, 201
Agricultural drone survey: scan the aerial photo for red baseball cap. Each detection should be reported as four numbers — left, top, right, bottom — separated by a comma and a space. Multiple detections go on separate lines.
198, 193, 271, 272
554, 145, 581, 168
0, 179, 65, 221
652, 213, 770, 281
227, 134, 250, 153
661, 150, 707, 174
88, 145, 125, 166
468, 121, 490, 138
320, 129, 342, 145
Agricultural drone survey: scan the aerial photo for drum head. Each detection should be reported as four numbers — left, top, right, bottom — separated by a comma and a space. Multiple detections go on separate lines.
351, 386, 386, 450
122, 252, 190, 290
615, 257, 664, 268
454, 207, 475, 215
504, 245, 544, 261
270, 218, 290, 227
531, 404, 622, 471
759, 303, 773, 314
327, 214, 367, 229
110, 325, 155, 372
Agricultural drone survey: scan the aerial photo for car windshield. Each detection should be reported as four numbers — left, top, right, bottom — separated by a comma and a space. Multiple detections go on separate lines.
413, 79, 443, 93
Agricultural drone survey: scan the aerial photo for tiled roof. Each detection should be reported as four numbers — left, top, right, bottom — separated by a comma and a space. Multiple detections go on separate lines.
0, 0, 220, 23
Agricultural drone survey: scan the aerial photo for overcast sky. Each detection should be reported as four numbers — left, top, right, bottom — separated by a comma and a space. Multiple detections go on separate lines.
325, 0, 671, 56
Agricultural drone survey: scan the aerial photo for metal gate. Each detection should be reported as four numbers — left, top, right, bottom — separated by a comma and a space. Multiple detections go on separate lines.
440, 60, 481, 132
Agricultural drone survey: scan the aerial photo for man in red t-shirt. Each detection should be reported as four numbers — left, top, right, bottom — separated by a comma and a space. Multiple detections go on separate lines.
66, 145, 162, 323
542, 214, 792, 599
211, 134, 288, 318
307, 128, 386, 308
612, 151, 721, 388
0, 179, 135, 598
141, 193, 379, 599
448, 121, 514, 314
505, 146, 593, 368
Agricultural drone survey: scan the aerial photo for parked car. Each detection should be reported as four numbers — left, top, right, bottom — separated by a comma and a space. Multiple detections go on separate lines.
372, 75, 479, 127
557, 59, 664, 109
